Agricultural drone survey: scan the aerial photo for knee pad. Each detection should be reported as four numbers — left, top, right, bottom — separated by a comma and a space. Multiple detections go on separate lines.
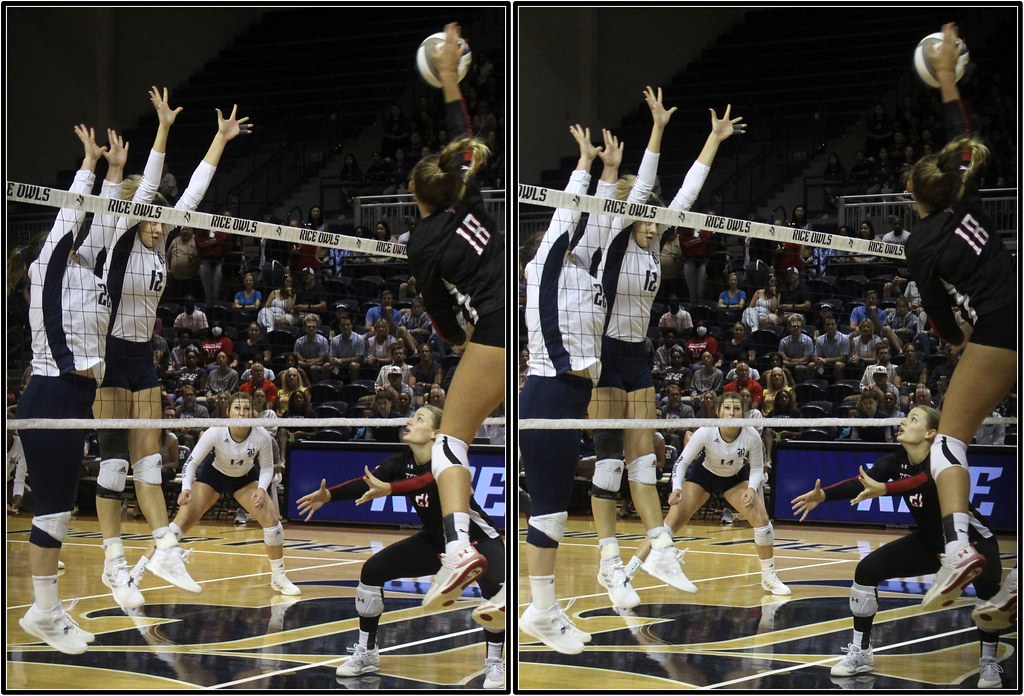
527, 511, 567, 548
355, 582, 384, 618
627, 453, 658, 485
97, 458, 129, 498
753, 523, 774, 547
30, 511, 72, 548
591, 458, 624, 499
97, 429, 130, 461
263, 522, 284, 547
593, 429, 624, 461
133, 453, 164, 485
431, 434, 469, 479
849, 581, 879, 617
930, 435, 968, 480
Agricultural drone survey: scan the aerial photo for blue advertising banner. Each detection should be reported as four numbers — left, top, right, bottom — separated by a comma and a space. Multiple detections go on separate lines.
284, 442, 506, 529
772, 442, 1016, 532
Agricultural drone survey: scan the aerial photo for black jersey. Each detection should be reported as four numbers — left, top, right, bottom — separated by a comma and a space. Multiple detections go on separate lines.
406, 99, 504, 345
822, 449, 992, 546
904, 100, 1016, 345
328, 450, 500, 546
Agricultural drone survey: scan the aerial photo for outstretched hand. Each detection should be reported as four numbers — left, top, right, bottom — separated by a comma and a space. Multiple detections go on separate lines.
711, 104, 746, 141
434, 22, 464, 77
103, 129, 129, 169
569, 124, 602, 167
150, 86, 183, 128
295, 479, 330, 522
598, 129, 624, 170
73, 124, 107, 163
216, 104, 252, 141
790, 478, 824, 522
355, 466, 392, 505
931, 22, 961, 76
644, 86, 677, 129
850, 466, 886, 505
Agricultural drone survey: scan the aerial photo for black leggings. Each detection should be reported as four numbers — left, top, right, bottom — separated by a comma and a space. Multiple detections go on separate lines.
361, 531, 505, 601
854, 531, 1003, 601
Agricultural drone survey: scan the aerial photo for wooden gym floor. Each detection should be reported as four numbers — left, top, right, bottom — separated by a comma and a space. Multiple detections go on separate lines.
5, 514, 505, 690
516, 514, 1018, 691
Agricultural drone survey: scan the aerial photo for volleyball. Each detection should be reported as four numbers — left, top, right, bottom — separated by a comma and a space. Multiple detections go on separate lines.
912, 32, 969, 88
415, 32, 471, 88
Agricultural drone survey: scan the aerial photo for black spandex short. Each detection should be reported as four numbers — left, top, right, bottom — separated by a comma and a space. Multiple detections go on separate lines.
195, 461, 260, 495
969, 312, 1016, 351
470, 309, 504, 348
684, 461, 751, 496
101, 336, 160, 391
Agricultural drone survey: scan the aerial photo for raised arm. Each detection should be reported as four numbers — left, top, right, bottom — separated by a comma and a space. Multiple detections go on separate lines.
669, 104, 746, 213
175, 104, 252, 213
39, 125, 104, 270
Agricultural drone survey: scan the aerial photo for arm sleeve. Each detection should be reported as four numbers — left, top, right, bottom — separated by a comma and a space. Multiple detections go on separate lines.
389, 472, 435, 494
885, 471, 929, 494
671, 428, 707, 490
327, 454, 408, 501
175, 161, 217, 213
36, 170, 96, 270
822, 455, 898, 501
77, 178, 123, 272
327, 477, 371, 501
135, 148, 165, 204
669, 161, 711, 213
745, 429, 766, 490
571, 177, 620, 269
181, 429, 217, 491
256, 434, 275, 490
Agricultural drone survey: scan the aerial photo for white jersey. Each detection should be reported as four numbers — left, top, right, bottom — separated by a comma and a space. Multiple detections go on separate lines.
525, 169, 606, 379
28, 169, 111, 380
6, 433, 27, 498
181, 426, 275, 491
672, 426, 764, 491
95, 151, 216, 343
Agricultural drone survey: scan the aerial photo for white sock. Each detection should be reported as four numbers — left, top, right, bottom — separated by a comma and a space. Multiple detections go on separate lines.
625, 556, 643, 577
650, 527, 674, 550
598, 538, 620, 563
981, 641, 997, 660
358, 629, 370, 649
529, 575, 557, 612
486, 639, 503, 661
32, 574, 60, 612
760, 558, 776, 574
103, 539, 125, 563
269, 557, 285, 573
852, 630, 865, 650
168, 522, 183, 539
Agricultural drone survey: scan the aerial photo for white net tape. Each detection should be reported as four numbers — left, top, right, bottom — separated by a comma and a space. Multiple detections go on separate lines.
6, 417, 506, 430
517, 416, 1015, 430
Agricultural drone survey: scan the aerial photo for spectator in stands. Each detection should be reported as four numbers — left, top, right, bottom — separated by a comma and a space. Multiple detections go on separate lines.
658, 294, 694, 335
212, 390, 232, 418
168, 328, 198, 376
778, 266, 811, 322
806, 237, 835, 279
280, 352, 310, 388
762, 367, 792, 416
879, 295, 919, 353
290, 228, 327, 278
364, 289, 403, 333
365, 318, 397, 371
767, 387, 802, 442
195, 222, 230, 305
653, 328, 684, 377
393, 391, 417, 421
766, 351, 796, 388
861, 343, 896, 384
276, 367, 309, 416
864, 102, 894, 158
396, 215, 417, 245
872, 147, 899, 194
720, 321, 756, 368
822, 152, 845, 209
166, 226, 200, 303
427, 384, 446, 409
237, 322, 272, 369
399, 296, 434, 351
151, 318, 171, 379
879, 390, 905, 439
362, 151, 392, 196
894, 344, 927, 404
232, 272, 263, 323
912, 385, 936, 410
359, 393, 400, 443
813, 313, 849, 383
307, 206, 326, 232
381, 103, 412, 159
851, 389, 891, 443
849, 318, 883, 373
374, 343, 414, 389
173, 295, 209, 333
384, 148, 412, 195
684, 324, 719, 362
695, 389, 718, 418
865, 363, 901, 403
338, 153, 362, 213
662, 347, 692, 393
259, 274, 298, 334
927, 344, 959, 393
881, 216, 910, 245
328, 313, 364, 382
175, 384, 210, 421
689, 351, 723, 400
742, 274, 781, 331
293, 267, 327, 316
848, 290, 886, 333
847, 150, 877, 195
723, 362, 763, 410
200, 325, 234, 368
399, 273, 419, 300
277, 389, 318, 452
679, 210, 715, 305
240, 361, 279, 408
205, 351, 239, 402
294, 313, 330, 384
176, 348, 207, 395
659, 383, 694, 452
412, 344, 443, 390
850, 220, 879, 264
778, 314, 814, 383
716, 273, 746, 326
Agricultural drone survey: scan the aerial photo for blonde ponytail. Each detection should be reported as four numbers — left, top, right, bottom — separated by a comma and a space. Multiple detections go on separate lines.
412, 136, 491, 213
910, 136, 989, 212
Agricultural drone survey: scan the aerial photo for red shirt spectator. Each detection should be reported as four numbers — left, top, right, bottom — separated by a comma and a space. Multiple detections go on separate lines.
723, 363, 764, 410
239, 362, 279, 406
684, 327, 718, 361
199, 331, 234, 365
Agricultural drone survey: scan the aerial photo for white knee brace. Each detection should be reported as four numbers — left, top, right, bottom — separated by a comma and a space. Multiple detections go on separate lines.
431, 434, 470, 479
528, 511, 567, 545
133, 453, 164, 485
627, 453, 658, 485
849, 582, 879, 617
97, 459, 129, 496
263, 522, 284, 547
355, 582, 384, 618
32, 511, 72, 545
753, 523, 774, 547
592, 458, 624, 496
930, 435, 968, 480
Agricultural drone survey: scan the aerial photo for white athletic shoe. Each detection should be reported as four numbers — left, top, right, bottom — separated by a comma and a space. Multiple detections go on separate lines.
335, 643, 381, 677
102, 556, 145, 609
19, 603, 91, 655
234, 508, 247, 525
57, 560, 66, 571
271, 572, 301, 596
978, 656, 1003, 688
641, 547, 698, 593
921, 541, 986, 609
472, 584, 506, 630
421, 544, 487, 610
830, 643, 875, 677
721, 508, 734, 524
519, 602, 586, 655
130, 558, 148, 587
148, 545, 202, 593
972, 567, 1017, 631
482, 657, 505, 689
597, 560, 641, 608
761, 571, 792, 596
